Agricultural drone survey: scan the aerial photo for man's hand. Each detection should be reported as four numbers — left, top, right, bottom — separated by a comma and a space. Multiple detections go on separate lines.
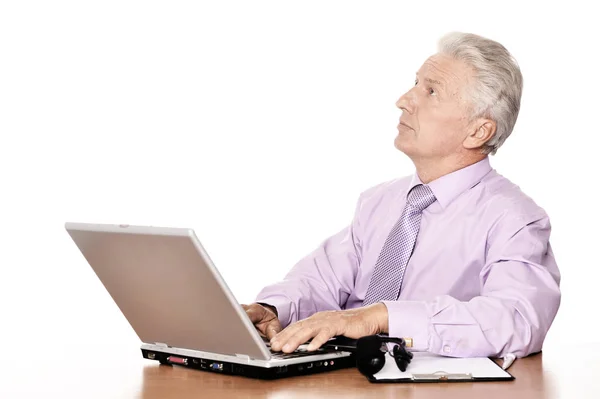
270, 303, 389, 353
242, 303, 283, 341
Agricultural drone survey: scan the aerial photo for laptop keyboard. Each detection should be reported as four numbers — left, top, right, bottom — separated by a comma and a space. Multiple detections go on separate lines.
267, 344, 338, 360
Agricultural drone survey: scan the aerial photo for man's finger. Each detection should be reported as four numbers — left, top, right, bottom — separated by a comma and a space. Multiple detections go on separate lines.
244, 304, 265, 323
265, 320, 282, 341
280, 326, 319, 353
270, 321, 302, 351
306, 330, 334, 351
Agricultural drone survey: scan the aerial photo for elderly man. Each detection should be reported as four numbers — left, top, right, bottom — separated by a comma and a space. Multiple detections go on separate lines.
242, 32, 560, 358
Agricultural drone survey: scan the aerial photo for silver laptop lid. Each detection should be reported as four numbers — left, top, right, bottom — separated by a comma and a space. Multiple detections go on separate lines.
65, 222, 271, 360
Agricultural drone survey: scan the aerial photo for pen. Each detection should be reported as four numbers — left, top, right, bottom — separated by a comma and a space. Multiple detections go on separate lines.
502, 353, 516, 370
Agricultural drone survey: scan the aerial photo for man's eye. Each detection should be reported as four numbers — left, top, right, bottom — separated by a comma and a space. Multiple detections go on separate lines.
414, 80, 418, 86
429, 88, 436, 95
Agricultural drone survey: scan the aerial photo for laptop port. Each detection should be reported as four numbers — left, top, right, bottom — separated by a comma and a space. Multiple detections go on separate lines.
210, 363, 224, 371
306, 363, 313, 369
167, 356, 188, 366
147, 352, 156, 360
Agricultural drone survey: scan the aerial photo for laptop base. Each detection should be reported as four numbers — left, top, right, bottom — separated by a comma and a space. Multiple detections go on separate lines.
142, 348, 356, 379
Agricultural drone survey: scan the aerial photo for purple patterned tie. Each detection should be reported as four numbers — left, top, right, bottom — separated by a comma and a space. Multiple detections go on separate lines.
362, 184, 437, 306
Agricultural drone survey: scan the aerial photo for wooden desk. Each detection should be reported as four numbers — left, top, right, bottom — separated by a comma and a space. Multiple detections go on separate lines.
6, 342, 593, 398
137, 346, 599, 399
0, 342, 600, 399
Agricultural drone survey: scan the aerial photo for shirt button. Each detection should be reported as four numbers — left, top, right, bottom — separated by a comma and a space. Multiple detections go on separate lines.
443, 345, 452, 354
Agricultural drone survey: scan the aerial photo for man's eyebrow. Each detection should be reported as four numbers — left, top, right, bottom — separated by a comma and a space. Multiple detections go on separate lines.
425, 77, 443, 86
415, 73, 444, 87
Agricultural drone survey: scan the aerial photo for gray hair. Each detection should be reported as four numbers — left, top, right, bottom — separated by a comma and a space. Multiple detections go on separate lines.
437, 32, 523, 155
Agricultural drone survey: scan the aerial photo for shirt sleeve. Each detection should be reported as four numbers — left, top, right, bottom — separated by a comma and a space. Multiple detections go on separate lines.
255, 194, 364, 328
383, 214, 561, 358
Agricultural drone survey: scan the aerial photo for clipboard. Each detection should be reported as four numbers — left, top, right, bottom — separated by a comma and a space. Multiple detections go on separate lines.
366, 352, 515, 383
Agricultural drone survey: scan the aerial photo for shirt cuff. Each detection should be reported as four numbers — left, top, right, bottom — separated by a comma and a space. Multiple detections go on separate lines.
254, 296, 294, 328
382, 300, 431, 351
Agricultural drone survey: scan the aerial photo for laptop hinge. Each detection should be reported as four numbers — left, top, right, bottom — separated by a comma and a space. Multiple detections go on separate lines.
154, 342, 169, 348
234, 354, 251, 360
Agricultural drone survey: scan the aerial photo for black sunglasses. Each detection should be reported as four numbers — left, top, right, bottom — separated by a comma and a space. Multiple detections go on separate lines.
356, 335, 413, 376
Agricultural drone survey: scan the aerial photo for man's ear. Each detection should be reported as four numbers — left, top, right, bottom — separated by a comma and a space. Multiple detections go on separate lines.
463, 119, 496, 150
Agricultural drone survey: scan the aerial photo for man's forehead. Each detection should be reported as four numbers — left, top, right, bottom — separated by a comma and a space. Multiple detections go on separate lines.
416, 55, 470, 86
417, 57, 448, 77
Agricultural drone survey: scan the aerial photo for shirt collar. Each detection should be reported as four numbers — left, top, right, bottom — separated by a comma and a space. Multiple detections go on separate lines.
407, 157, 493, 209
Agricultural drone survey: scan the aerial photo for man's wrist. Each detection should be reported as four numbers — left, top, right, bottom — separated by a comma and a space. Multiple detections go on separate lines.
257, 302, 278, 317
374, 302, 389, 334
361, 302, 389, 334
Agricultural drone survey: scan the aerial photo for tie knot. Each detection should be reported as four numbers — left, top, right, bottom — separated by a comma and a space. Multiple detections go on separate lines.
407, 184, 436, 211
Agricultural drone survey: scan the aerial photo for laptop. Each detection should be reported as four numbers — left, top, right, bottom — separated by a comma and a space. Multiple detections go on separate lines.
65, 222, 355, 379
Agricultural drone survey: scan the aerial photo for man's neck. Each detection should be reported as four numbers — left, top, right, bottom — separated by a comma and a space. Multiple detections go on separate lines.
412, 153, 487, 184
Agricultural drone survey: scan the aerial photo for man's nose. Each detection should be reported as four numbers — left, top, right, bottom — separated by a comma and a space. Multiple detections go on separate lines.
396, 90, 415, 114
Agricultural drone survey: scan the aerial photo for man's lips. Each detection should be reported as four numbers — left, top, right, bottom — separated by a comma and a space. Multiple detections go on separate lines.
399, 120, 413, 130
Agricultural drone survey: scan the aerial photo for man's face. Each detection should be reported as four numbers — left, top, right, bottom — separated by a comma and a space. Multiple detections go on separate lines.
394, 54, 475, 160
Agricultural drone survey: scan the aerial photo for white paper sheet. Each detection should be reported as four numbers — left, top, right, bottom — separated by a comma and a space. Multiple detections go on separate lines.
373, 352, 512, 381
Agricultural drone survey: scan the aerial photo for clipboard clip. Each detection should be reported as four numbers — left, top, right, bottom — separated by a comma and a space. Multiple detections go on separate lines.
412, 371, 474, 381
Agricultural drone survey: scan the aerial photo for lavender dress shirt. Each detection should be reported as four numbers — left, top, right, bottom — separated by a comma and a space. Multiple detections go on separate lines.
256, 157, 561, 357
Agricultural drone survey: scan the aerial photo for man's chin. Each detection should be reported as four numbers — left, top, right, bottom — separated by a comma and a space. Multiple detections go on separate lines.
394, 135, 412, 154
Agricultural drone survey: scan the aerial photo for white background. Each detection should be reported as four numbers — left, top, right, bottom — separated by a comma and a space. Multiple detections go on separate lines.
1, 0, 599, 396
